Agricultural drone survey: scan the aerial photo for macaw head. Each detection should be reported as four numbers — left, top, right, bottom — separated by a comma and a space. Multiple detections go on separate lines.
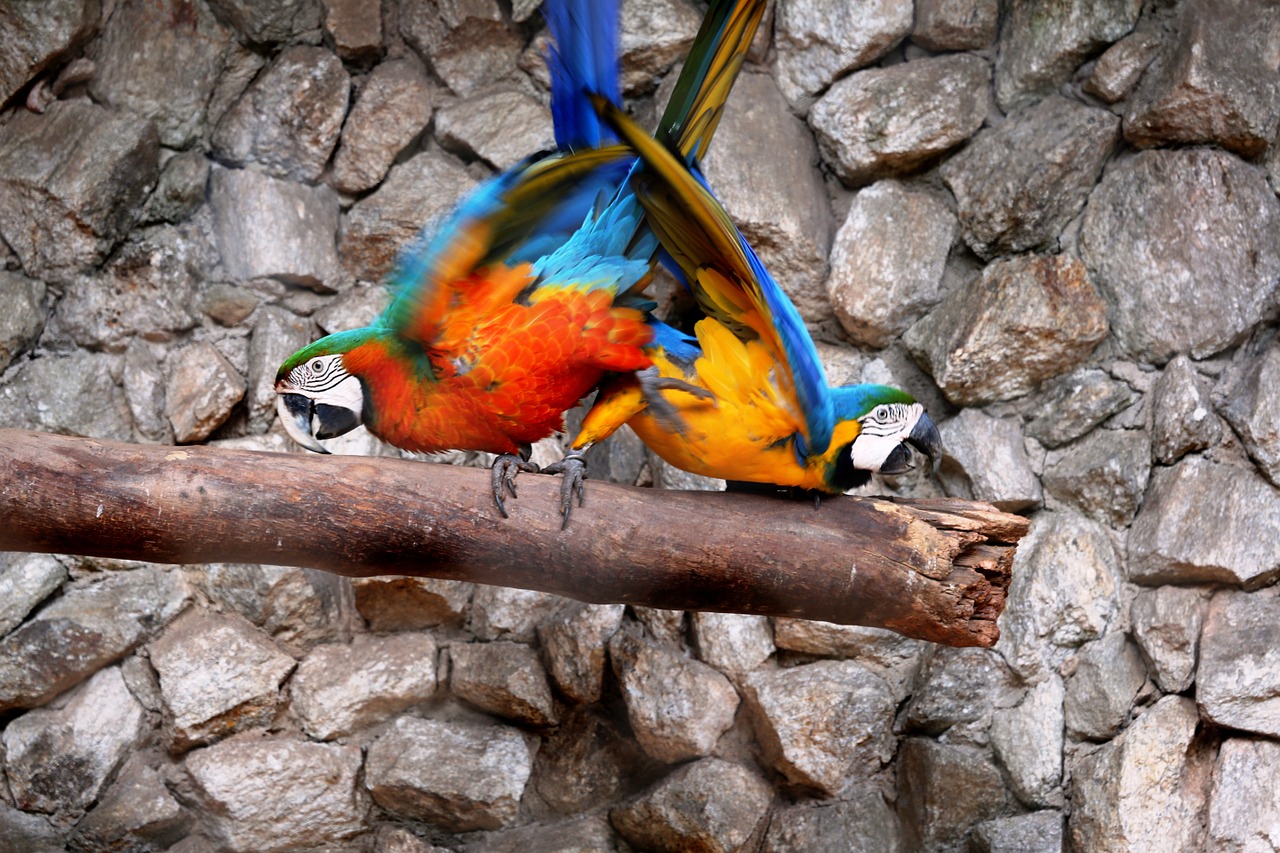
831, 384, 943, 487
274, 329, 375, 454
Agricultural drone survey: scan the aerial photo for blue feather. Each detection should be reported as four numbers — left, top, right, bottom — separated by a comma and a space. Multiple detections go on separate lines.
543, 0, 621, 150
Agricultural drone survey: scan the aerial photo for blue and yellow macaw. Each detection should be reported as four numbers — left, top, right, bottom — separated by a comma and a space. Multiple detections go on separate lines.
570, 96, 944, 496
273, 0, 766, 522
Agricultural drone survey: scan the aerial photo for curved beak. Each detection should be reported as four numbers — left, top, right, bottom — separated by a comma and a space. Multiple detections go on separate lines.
909, 411, 943, 473
275, 392, 331, 455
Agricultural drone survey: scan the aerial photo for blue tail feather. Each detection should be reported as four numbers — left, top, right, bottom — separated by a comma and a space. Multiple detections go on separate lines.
543, 0, 622, 150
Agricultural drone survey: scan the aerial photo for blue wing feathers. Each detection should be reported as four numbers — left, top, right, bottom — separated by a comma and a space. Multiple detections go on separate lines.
543, 0, 622, 150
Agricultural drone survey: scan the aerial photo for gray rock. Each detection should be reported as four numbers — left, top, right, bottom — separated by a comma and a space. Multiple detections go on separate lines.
618, 0, 703, 94
1042, 428, 1151, 527
246, 306, 314, 433
810, 54, 989, 187
610, 758, 773, 853
73, 759, 189, 851
1080, 148, 1280, 363
469, 586, 568, 642
314, 282, 390, 334
340, 148, 478, 284
997, 511, 1123, 681
972, 811, 1066, 853
1199, 588, 1280, 737
994, 0, 1142, 111
50, 226, 202, 352
826, 180, 958, 349
530, 707, 653, 816
165, 341, 246, 443
210, 167, 343, 291
0, 271, 46, 372
148, 609, 296, 752
1130, 586, 1203, 694
0, 553, 66, 637
1128, 457, 1280, 587
991, 675, 1065, 807
1063, 633, 1146, 741
365, 716, 532, 831
691, 612, 774, 674
400, 0, 523, 96
206, 0, 322, 45
0, 567, 190, 713
536, 603, 625, 705
3, 667, 145, 815
1025, 369, 1137, 449
1151, 355, 1223, 464
1123, 0, 1280, 158
609, 631, 738, 764
185, 735, 367, 852
1085, 29, 1161, 103
87, 0, 237, 148
896, 738, 1008, 852
0, 0, 99, 106
701, 72, 833, 324
904, 254, 1108, 406
472, 814, 619, 853
450, 640, 557, 727
1208, 738, 1280, 852
435, 88, 556, 171
198, 283, 259, 328
1069, 696, 1207, 853
631, 606, 686, 643
1220, 337, 1280, 487
912, 0, 999, 51
375, 825, 438, 853
938, 409, 1042, 512
199, 564, 351, 651
0, 100, 159, 283
764, 791, 901, 853
324, 0, 384, 64
352, 576, 472, 631
144, 150, 211, 225
743, 660, 895, 795
0, 351, 132, 441
941, 97, 1120, 260
773, 0, 912, 106
291, 633, 438, 740
904, 647, 1019, 737
0, 801, 62, 853
332, 59, 434, 194
771, 619, 923, 701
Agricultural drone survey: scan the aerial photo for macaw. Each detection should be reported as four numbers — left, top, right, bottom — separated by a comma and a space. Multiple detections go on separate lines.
570, 96, 944, 496
274, 0, 766, 521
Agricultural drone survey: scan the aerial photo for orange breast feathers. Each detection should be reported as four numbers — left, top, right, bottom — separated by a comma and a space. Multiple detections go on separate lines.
344, 270, 654, 456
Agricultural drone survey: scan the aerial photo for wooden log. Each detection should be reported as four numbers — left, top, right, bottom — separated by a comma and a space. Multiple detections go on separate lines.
0, 429, 1028, 647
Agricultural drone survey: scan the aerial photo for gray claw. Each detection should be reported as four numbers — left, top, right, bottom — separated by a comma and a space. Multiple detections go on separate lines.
491, 454, 539, 518
637, 367, 713, 437
542, 450, 587, 529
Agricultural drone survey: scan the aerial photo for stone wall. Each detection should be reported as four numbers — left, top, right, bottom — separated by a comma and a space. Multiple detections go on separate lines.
1, 0, 1278, 851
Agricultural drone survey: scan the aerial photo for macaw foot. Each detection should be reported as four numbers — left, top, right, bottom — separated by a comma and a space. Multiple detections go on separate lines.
541, 449, 587, 530
491, 453, 540, 519
637, 366, 714, 437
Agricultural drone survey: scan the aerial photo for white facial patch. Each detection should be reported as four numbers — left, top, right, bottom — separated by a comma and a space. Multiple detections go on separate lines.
286, 356, 363, 412
849, 402, 924, 472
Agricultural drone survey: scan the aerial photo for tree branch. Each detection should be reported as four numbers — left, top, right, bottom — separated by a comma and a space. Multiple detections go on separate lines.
0, 429, 1028, 647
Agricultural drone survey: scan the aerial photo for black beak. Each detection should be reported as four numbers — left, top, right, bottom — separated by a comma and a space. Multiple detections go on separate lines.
909, 412, 943, 473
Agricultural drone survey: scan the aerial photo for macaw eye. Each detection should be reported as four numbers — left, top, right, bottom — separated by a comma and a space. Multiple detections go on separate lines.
310, 360, 324, 373
875, 407, 892, 424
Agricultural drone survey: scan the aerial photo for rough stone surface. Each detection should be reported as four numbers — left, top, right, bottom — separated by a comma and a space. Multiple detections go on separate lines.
352, 576, 472, 631
609, 631, 738, 764
73, 758, 189, 851
1199, 588, 1280, 737
435, 88, 556, 172
148, 609, 295, 752
1080, 148, 1280, 363
743, 660, 895, 795
1063, 632, 1147, 742
246, 306, 313, 433
185, 736, 366, 853
474, 814, 619, 853
1086, 29, 1161, 103
332, 58, 434, 194
0, 568, 190, 712
1069, 696, 1208, 853
610, 758, 773, 853
0, 801, 64, 853
1151, 355, 1222, 464
0, 553, 66, 637
324, 0, 383, 64
1131, 586, 1203, 694
995, 0, 1143, 111
537, 603, 625, 705
764, 792, 901, 853
0, 271, 47, 372
972, 812, 1066, 853
210, 166, 343, 291
904, 254, 1108, 406
904, 647, 1019, 737
206, 0, 322, 45
1128, 457, 1280, 588
618, 0, 703, 94
198, 564, 349, 651
3, 667, 145, 815
1208, 738, 1280, 852
0, 100, 159, 283
826, 180, 957, 348
772, 620, 923, 701
450, 640, 557, 727
896, 738, 1008, 852
942, 96, 1120, 260
991, 675, 1065, 807
774, 0, 912, 105
1026, 368, 1136, 449
0, 351, 131, 441
0, 0, 100, 106
531, 708, 653, 817
912, 0, 999, 51
165, 340, 246, 443
997, 511, 1123, 680
365, 716, 531, 832
1220, 336, 1280, 488
1042, 428, 1151, 527
938, 409, 1042, 512
290, 633, 437, 740
468, 586, 568, 642
691, 612, 774, 674
810, 54, 989, 186
400, 0, 523, 96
